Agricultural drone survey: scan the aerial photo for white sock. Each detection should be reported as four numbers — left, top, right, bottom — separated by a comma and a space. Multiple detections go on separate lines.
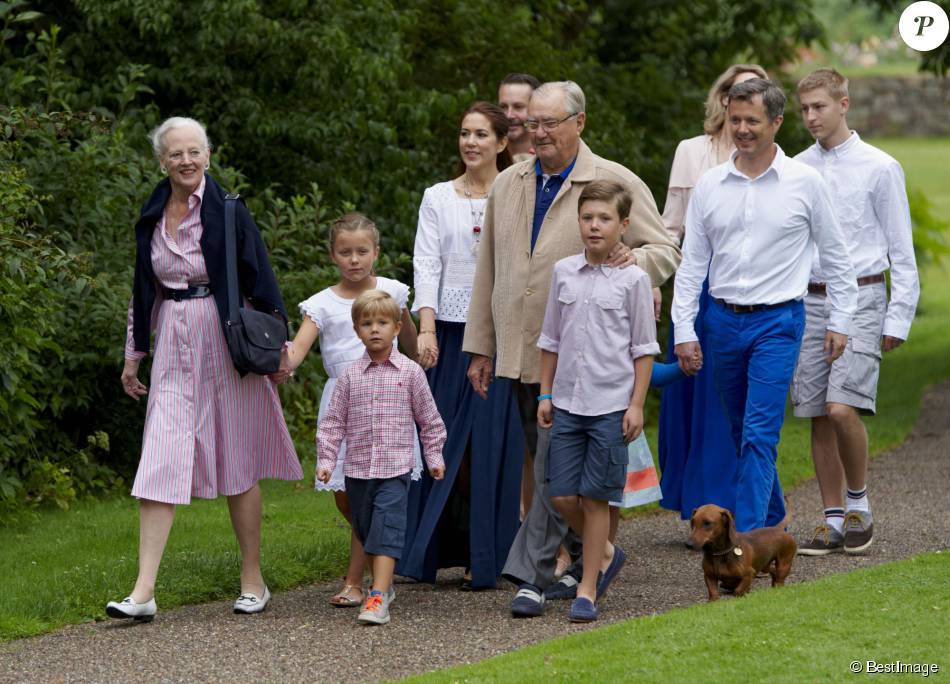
846, 487, 871, 516
824, 507, 845, 534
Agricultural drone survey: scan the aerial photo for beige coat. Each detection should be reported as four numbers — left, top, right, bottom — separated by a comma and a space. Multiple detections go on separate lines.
462, 140, 681, 383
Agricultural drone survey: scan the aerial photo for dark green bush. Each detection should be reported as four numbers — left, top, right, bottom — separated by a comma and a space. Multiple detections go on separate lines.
0, 142, 126, 516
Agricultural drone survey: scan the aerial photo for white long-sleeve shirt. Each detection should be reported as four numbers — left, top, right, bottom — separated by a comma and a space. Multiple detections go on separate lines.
795, 132, 919, 340
411, 181, 485, 322
672, 144, 857, 344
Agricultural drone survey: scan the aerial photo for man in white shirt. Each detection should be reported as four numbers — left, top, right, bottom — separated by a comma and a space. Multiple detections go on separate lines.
671, 78, 857, 533
792, 69, 919, 556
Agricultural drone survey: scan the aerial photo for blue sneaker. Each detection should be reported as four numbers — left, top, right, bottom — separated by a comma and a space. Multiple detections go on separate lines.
510, 584, 545, 618
544, 567, 580, 600
568, 596, 598, 623
595, 545, 627, 600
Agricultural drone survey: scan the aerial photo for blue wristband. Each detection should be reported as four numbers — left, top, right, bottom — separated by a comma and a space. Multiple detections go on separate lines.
537, 393, 553, 401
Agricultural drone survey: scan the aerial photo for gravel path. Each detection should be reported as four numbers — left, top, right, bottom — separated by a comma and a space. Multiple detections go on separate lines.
3, 382, 949, 684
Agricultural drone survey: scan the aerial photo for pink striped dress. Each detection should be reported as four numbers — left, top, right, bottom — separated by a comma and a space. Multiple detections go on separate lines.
125, 179, 302, 504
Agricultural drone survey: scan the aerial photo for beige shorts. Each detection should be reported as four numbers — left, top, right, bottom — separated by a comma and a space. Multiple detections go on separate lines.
791, 283, 887, 418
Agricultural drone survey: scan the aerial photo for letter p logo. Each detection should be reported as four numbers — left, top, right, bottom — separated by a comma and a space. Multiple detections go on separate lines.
914, 15, 935, 36
900, 2, 948, 50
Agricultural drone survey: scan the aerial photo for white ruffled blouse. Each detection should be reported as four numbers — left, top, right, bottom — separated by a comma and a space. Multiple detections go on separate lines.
411, 180, 486, 322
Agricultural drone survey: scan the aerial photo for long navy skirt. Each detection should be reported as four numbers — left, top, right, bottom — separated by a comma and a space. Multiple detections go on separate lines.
658, 278, 738, 519
397, 321, 524, 588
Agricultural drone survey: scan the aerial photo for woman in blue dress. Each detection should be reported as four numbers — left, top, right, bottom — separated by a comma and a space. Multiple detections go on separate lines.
658, 64, 768, 541
398, 102, 523, 589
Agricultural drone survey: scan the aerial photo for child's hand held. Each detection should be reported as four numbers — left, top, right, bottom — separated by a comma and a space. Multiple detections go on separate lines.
316, 468, 331, 483
537, 399, 553, 428
430, 465, 445, 480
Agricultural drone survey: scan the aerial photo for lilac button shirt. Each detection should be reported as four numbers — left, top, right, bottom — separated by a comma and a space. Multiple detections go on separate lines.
538, 252, 660, 416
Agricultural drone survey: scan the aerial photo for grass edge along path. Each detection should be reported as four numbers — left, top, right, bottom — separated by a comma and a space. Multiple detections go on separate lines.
405, 551, 950, 684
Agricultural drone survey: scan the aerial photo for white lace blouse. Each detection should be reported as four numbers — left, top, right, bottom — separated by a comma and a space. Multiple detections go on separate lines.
411, 180, 486, 322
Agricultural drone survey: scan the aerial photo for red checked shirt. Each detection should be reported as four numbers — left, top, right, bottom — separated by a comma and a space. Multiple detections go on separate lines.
317, 349, 446, 479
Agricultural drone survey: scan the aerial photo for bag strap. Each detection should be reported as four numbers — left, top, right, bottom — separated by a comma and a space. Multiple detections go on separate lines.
224, 192, 242, 322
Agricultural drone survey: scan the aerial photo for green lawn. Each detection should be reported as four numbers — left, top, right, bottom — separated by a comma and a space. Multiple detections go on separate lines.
0, 474, 344, 640
873, 138, 950, 222
406, 551, 950, 684
1, 138, 947, 643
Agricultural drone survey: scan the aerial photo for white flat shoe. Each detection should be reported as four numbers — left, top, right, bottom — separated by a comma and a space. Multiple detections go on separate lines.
106, 596, 157, 623
233, 585, 271, 614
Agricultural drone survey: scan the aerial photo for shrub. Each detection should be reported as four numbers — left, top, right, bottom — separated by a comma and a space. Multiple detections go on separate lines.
0, 149, 125, 516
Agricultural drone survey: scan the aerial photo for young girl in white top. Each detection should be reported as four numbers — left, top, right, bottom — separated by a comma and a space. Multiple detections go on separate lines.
275, 212, 419, 607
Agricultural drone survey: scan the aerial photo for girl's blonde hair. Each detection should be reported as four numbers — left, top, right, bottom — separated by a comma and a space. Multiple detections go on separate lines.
328, 212, 380, 251
704, 63, 768, 136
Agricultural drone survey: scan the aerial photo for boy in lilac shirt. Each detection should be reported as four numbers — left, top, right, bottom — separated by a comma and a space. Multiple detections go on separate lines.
537, 180, 659, 622
318, 290, 446, 625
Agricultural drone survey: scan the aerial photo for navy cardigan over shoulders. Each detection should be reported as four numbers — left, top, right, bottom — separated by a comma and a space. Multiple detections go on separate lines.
131, 173, 287, 354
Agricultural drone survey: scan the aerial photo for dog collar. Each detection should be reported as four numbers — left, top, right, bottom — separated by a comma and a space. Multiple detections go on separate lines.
711, 546, 743, 557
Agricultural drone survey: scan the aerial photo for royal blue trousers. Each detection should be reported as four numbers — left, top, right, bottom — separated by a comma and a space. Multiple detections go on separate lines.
704, 298, 805, 532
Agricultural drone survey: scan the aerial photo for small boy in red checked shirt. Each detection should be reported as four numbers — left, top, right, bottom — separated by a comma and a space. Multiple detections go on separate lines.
317, 290, 446, 625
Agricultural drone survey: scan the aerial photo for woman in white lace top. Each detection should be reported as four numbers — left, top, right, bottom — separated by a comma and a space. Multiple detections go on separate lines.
397, 102, 525, 590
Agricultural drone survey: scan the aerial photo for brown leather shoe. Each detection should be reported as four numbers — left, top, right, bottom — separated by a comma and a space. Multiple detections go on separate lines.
797, 524, 844, 556
843, 511, 874, 554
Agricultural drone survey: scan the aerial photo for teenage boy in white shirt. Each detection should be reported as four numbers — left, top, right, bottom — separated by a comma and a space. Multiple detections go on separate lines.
792, 68, 920, 556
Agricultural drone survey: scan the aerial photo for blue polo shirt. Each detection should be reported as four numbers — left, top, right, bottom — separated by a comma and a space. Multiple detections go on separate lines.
532, 156, 577, 252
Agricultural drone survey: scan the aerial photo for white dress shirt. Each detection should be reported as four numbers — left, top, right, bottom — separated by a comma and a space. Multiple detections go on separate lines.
412, 181, 485, 322
672, 145, 857, 345
795, 132, 919, 340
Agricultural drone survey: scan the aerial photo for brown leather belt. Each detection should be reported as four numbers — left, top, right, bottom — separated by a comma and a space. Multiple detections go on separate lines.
808, 273, 885, 295
713, 298, 796, 314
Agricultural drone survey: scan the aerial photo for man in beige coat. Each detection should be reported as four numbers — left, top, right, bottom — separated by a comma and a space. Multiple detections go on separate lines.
462, 81, 680, 616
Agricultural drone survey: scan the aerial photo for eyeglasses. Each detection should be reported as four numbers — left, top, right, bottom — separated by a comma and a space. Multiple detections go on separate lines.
166, 149, 207, 163
524, 113, 579, 132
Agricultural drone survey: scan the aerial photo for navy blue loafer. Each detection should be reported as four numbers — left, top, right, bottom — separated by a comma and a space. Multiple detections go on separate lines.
568, 596, 598, 623
511, 584, 545, 618
595, 545, 627, 600
544, 568, 580, 600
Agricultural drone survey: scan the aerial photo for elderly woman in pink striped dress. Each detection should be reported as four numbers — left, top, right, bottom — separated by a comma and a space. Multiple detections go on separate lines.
106, 117, 302, 623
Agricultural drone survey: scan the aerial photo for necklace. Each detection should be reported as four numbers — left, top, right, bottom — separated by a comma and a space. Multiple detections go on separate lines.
462, 176, 487, 257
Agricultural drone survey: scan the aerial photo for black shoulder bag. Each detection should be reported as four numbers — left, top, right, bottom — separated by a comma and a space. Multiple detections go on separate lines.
223, 193, 287, 376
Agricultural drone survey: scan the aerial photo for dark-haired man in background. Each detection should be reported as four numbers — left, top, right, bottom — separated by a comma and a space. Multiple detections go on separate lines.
498, 72, 540, 161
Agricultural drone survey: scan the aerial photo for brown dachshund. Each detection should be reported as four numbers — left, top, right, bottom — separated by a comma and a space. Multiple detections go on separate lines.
689, 504, 797, 601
